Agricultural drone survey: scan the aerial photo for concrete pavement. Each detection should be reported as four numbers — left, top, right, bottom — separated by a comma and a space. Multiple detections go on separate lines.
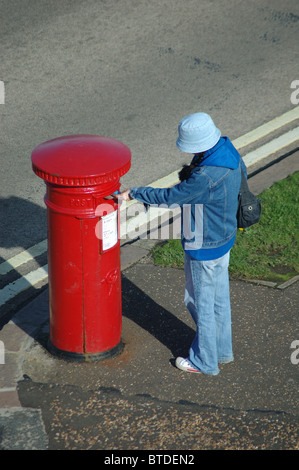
0, 153, 298, 450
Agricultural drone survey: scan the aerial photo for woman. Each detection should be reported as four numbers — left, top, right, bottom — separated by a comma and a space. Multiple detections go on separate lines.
117, 113, 247, 375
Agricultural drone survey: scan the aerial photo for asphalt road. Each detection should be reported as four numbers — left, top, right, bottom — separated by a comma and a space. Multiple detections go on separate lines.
1, 0, 299, 263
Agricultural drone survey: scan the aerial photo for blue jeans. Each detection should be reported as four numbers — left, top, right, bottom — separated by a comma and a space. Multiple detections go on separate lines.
184, 251, 234, 375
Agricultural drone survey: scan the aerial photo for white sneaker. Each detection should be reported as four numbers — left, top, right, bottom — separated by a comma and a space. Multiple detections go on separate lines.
175, 357, 201, 374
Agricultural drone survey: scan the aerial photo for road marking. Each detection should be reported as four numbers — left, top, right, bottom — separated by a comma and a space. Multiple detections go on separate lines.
0, 240, 47, 275
0, 265, 48, 307
0, 109, 298, 307
233, 107, 299, 150
243, 127, 299, 166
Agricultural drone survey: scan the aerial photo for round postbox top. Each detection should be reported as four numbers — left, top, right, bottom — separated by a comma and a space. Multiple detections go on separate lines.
31, 135, 131, 186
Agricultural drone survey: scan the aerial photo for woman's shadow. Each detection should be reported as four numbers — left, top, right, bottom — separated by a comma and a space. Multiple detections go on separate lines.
121, 273, 195, 359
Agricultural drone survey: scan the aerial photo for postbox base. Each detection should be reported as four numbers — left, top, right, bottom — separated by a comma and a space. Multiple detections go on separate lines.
47, 338, 123, 362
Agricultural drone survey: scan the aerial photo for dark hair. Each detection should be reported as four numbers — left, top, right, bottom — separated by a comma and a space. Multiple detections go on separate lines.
178, 152, 205, 181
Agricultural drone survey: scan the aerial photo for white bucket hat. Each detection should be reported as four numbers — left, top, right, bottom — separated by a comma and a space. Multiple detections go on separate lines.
176, 112, 221, 153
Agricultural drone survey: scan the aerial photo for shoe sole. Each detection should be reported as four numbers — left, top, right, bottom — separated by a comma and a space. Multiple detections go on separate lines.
175, 358, 202, 374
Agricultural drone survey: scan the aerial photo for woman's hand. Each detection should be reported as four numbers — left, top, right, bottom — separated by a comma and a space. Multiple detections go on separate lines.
114, 189, 132, 201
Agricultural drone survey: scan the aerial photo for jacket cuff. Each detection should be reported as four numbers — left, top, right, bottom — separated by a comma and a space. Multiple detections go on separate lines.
129, 188, 139, 199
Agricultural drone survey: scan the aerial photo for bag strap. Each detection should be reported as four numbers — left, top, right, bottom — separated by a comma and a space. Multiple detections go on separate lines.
239, 162, 250, 194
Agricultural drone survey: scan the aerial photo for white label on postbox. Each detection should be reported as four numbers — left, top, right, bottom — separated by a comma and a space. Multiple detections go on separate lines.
102, 210, 118, 251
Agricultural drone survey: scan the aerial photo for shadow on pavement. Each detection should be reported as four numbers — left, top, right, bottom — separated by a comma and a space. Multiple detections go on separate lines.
0, 196, 48, 326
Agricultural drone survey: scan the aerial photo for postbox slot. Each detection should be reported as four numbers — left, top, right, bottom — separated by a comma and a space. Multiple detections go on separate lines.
104, 190, 120, 200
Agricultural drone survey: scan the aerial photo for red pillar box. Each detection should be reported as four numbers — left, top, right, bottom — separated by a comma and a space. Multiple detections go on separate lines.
31, 135, 131, 361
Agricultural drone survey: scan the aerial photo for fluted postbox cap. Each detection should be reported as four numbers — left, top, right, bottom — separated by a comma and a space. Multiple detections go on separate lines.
31, 135, 131, 187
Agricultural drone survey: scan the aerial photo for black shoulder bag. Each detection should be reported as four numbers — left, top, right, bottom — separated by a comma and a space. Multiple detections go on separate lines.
237, 168, 261, 229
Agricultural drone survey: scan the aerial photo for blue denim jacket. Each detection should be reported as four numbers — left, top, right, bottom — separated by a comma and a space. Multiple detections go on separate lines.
130, 137, 247, 260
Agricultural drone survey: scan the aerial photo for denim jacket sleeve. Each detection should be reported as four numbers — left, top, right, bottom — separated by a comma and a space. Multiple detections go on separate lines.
129, 169, 211, 207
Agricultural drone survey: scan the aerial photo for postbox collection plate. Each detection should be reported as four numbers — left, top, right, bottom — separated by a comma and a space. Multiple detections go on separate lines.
101, 209, 118, 252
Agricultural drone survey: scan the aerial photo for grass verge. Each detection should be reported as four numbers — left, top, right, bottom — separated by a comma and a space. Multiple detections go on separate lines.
151, 171, 299, 282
